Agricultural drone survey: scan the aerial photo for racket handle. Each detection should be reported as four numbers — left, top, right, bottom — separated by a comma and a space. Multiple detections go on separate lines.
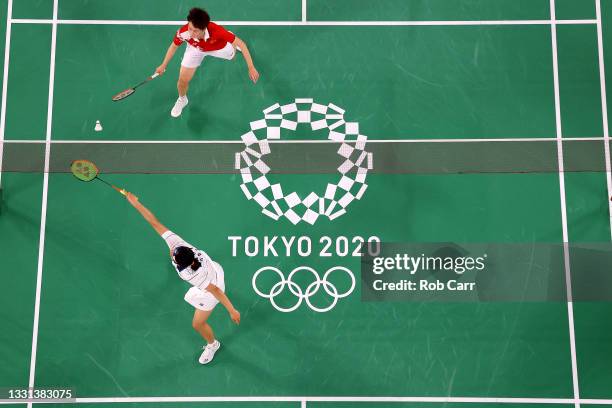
151, 73, 159, 79
112, 185, 127, 196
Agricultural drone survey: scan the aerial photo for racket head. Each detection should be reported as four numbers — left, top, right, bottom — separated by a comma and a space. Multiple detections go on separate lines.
70, 159, 99, 182
112, 88, 135, 101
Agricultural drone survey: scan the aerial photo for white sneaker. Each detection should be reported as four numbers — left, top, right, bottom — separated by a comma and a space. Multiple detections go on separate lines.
171, 96, 188, 117
199, 340, 220, 365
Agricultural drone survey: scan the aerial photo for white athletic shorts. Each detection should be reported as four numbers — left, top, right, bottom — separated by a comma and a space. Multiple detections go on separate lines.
181, 42, 236, 68
184, 261, 226, 311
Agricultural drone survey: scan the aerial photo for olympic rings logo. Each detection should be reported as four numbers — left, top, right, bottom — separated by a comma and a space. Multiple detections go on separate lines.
252, 266, 356, 313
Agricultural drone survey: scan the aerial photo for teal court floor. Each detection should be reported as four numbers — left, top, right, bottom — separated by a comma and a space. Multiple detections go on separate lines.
1, 0, 612, 407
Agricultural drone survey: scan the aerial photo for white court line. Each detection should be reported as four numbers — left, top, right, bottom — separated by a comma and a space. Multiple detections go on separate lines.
595, 0, 612, 239
301, 0, 307, 22
1, 396, 612, 404
9, 18, 598, 26
0, 136, 607, 144
549, 2, 580, 408
0, 0, 13, 188
0, 7, 603, 408
26, 1, 58, 407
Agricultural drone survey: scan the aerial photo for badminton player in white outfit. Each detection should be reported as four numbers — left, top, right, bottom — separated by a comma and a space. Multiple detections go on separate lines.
125, 192, 240, 365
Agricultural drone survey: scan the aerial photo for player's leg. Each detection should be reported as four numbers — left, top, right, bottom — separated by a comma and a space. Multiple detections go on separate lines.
171, 66, 196, 118
192, 308, 215, 343
177, 66, 197, 98
194, 307, 221, 364
171, 45, 203, 117
185, 286, 222, 364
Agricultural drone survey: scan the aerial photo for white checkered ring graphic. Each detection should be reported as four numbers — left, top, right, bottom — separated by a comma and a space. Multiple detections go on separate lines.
235, 99, 373, 225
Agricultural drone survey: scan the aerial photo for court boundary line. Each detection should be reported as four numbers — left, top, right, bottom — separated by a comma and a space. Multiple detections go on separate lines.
301, 0, 307, 22
2, 396, 612, 405
0, 137, 607, 144
549, 2, 580, 407
9, 18, 599, 26
26, 1, 58, 407
595, 0, 612, 239
0, 0, 13, 188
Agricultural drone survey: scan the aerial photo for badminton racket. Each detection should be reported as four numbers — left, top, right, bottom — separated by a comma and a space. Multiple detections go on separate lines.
112, 72, 159, 101
70, 159, 126, 196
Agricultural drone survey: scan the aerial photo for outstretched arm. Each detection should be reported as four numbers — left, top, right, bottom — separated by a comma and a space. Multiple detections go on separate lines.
232, 36, 259, 83
125, 192, 169, 236
207, 284, 241, 324
156, 42, 179, 75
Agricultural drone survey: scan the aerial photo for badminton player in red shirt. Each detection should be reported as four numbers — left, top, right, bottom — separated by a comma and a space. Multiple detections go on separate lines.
155, 7, 260, 117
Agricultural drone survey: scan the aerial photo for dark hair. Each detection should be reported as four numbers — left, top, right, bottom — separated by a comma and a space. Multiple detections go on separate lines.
173, 246, 195, 270
187, 8, 210, 30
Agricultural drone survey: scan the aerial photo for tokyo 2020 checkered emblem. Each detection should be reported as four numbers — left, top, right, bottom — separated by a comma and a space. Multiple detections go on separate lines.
235, 99, 373, 225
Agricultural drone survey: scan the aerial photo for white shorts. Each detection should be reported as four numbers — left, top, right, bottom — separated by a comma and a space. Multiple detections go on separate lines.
184, 261, 226, 311
181, 43, 236, 68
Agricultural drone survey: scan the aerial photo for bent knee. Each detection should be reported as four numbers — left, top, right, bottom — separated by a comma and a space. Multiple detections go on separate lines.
192, 319, 205, 330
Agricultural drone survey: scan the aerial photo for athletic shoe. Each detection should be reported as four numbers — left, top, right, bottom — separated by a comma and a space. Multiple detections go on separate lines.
171, 96, 188, 117
199, 340, 221, 365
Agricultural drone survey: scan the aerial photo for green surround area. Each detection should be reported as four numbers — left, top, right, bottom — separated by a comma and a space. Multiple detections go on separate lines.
0, 0, 611, 402
58, 0, 301, 22
307, 0, 550, 21
4, 24, 51, 140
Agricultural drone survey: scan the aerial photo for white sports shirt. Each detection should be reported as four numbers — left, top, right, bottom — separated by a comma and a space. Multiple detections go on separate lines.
161, 230, 218, 291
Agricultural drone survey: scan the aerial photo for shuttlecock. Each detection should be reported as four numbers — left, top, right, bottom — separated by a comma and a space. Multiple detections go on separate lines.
94, 120, 103, 132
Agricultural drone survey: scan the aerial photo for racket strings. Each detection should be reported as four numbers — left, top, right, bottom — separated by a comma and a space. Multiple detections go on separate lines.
112, 88, 135, 101
71, 160, 99, 182
70, 159, 126, 196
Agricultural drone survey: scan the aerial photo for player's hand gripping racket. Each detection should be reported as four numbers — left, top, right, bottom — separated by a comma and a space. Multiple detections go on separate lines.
70, 159, 126, 196
112, 73, 159, 101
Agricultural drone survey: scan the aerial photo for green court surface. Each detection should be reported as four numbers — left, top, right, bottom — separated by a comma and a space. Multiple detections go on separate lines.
1, 0, 612, 407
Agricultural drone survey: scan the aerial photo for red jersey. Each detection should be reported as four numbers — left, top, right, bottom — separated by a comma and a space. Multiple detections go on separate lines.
173, 22, 236, 52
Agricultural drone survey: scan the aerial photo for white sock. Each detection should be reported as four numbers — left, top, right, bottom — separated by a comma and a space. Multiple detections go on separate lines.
178, 95, 187, 101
